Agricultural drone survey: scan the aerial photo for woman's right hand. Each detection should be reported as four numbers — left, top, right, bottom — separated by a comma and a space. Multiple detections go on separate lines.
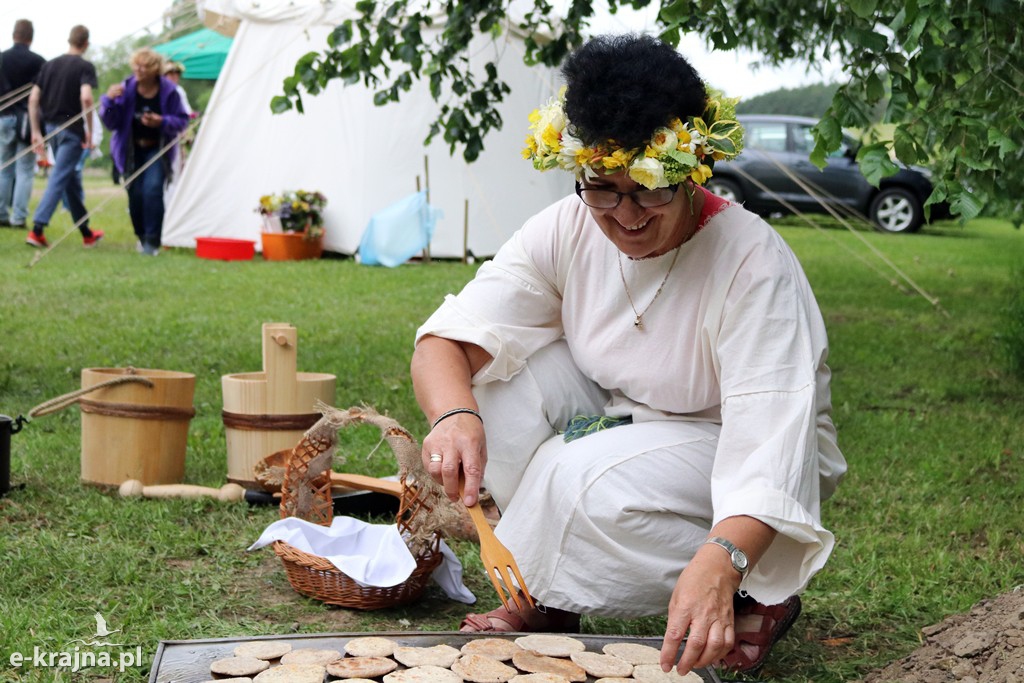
106, 83, 125, 99
411, 334, 493, 507
422, 412, 488, 506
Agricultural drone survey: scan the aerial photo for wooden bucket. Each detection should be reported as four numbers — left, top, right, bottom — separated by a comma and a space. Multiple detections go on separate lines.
80, 368, 196, 487
222, 323, 336, 488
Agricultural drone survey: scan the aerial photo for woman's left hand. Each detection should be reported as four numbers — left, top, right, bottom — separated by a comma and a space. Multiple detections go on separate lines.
140, 112, 163, 128
659, 546, 741, 675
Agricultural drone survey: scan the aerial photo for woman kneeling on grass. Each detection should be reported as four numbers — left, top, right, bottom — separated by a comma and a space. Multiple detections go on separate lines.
411, 34, 847, 677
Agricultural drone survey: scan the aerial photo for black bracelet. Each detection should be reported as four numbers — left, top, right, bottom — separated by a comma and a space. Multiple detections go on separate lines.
431, 407, 483, 430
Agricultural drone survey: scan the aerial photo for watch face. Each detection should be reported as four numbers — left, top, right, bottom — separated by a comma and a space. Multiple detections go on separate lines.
733, 550, 749, 572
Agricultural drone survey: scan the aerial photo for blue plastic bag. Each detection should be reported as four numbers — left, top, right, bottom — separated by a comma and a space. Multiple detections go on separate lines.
359, 191, 442, 267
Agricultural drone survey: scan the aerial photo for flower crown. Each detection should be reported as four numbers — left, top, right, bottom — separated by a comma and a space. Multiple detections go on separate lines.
523, 86, 744, 190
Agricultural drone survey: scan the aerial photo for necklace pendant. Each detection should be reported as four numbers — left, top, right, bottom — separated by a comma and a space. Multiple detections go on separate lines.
633, 315, 643, 329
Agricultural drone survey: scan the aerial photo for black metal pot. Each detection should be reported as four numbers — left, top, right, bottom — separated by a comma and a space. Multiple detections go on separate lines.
0, 414, 27, 497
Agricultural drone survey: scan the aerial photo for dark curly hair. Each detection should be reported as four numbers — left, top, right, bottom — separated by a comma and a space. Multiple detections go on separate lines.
561, 34, 707, 150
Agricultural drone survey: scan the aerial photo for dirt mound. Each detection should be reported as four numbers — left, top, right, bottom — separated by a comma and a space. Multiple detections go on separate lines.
865, 587, 1024, 682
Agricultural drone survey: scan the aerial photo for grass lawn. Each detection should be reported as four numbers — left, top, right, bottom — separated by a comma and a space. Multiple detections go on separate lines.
1, 174, 1022, 682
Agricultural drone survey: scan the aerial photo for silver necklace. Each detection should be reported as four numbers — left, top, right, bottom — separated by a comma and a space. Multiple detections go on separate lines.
617, 246, 681, 330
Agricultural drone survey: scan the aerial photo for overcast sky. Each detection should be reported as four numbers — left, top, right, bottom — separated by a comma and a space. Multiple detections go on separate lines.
4, 0, 844, 99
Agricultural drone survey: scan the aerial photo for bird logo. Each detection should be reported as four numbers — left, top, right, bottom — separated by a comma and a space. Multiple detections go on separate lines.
66, 613, 124, 647
94, 613, 120, 638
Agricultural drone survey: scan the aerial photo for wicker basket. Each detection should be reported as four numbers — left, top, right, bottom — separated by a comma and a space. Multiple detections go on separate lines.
272, 421, 443, 609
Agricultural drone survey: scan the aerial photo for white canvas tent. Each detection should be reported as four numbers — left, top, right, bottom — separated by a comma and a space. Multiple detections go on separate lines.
163, 0, 572, 258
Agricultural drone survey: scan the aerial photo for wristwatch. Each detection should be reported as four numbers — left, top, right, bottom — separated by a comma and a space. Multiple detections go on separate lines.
706, 536, 749, 577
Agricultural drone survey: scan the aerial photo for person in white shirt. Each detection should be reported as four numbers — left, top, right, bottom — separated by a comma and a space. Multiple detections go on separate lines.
411, 34, 846, 678
160, 61, 192, 115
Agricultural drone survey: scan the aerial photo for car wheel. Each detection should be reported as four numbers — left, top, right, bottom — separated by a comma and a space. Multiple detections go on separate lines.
869, 188, 923, 233
707, 178, 743, 204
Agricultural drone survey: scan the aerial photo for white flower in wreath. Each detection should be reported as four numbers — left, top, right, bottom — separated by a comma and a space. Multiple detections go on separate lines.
628, 156, 669, 190
678, 128, 706, 155
648, 127, 678, 155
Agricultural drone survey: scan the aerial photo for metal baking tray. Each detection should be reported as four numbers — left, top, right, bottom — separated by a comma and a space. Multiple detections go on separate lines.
149, 631, 722, 683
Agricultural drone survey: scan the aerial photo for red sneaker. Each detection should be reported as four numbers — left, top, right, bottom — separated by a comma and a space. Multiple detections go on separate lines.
25, 232, 49, 248
83, 230, 105, 248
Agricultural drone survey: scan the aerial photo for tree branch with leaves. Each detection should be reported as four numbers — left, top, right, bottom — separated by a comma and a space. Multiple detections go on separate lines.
272, 0, 1023, 224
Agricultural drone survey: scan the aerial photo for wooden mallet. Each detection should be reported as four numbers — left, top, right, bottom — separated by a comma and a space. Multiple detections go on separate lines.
118, 480, 246, 502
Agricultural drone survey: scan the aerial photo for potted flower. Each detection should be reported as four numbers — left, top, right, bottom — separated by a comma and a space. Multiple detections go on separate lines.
257, 190, 327, 260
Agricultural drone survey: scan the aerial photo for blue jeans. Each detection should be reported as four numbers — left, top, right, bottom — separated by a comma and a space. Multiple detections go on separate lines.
0, 114, 37, 225
62, 147, 92, 212
31, 124, 90, 234
127, 145, 166, 249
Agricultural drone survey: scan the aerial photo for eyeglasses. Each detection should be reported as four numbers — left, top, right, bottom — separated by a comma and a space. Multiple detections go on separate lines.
575, 183, 679, 209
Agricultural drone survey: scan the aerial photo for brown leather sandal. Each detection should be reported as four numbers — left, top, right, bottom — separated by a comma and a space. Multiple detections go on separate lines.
459, 599, 581, 634
460, 606, 529, 632
720, 595, 802, 674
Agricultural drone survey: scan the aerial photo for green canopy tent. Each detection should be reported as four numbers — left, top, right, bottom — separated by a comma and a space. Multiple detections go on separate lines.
153, 28, 233, 80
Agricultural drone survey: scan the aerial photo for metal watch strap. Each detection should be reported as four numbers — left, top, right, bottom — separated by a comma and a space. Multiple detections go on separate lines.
705, 536, 749, 577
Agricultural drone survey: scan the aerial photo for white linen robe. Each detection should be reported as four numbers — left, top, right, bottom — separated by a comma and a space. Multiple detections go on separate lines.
416, 193, 846, 615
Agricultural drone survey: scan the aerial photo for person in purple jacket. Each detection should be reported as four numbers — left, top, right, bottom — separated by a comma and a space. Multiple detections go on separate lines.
99, 48, 188, 255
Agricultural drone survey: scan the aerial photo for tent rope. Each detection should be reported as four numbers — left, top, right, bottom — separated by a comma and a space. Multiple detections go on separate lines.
730, 150, 948, 315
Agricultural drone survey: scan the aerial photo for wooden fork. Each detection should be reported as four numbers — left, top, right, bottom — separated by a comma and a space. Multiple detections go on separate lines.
460, 476, 536, 613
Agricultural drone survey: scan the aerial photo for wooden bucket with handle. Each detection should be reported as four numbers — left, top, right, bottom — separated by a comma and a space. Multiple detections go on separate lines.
221, 323, 336, 488
80, 367, 196, 487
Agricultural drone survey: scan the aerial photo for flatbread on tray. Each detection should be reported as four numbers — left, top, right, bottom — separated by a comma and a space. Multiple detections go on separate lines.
279, 648, 342, 666
384, 664, 464, 683
344, 636, 400, 657
631, 663, 703, 683
509, 674, 570, 683
600, 643, 661, 665
326, 655, 399, 678
393, 644, 462, 668
569, 651, 634, 678
460, 637, 523, 661
452, 653, 519, 683
511, 651, 587, 682
210, 656, 271, 677
252, 663, 327, 682
233, 641, 293, 661
513, 635, 586, 658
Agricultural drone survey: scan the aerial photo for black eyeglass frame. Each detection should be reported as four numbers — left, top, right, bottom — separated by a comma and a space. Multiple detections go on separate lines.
574, 182, 680, 209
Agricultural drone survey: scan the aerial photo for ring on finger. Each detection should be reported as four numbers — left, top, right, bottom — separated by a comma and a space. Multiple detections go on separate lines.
429, 453, 443, 463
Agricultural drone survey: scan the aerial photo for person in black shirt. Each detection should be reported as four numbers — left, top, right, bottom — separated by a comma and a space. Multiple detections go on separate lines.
26, 24, 102, 248
0, 19, 45, 228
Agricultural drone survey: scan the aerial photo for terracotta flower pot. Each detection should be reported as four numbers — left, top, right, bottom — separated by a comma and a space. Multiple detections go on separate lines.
260, 232, 324, 261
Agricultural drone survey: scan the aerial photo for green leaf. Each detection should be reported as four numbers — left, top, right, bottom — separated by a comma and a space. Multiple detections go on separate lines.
950, 188, 985, 221
810, 116, 842, 169
328, 21, 353, 49
892, 128, 919, 165
269, 95, 293, 114
988, 129, 1020, 159
847, 27, 888, 54
847, 0, 879, 19
464, 134, 484, 162
658, 0, 692, 24
866, 72, 885, 103
856, 142, 899, 186
665, 149, 697, 167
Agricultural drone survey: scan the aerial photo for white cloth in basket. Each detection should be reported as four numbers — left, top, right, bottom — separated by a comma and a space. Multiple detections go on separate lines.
249, 516, 475, 604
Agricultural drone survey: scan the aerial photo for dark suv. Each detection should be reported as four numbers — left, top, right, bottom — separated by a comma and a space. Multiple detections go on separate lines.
706, 115, 949, 233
